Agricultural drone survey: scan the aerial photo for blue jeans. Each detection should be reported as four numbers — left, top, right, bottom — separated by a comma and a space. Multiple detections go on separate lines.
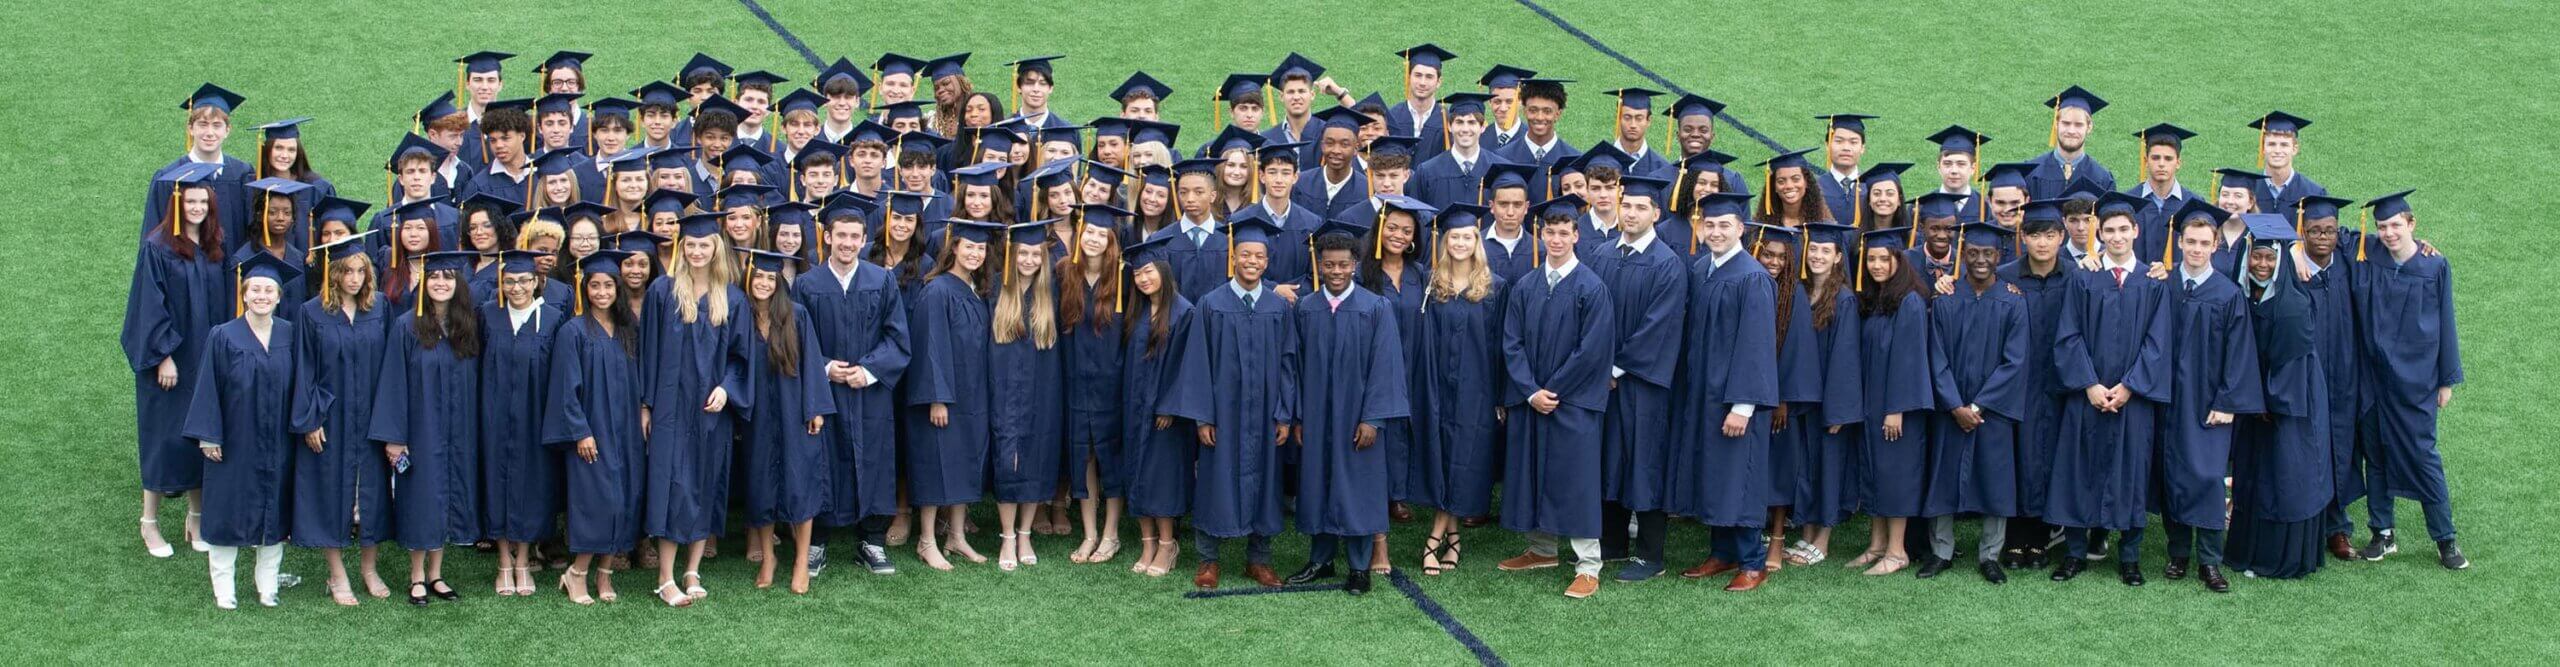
1709, 527, 1767, 572
2369, 497, 2457, 542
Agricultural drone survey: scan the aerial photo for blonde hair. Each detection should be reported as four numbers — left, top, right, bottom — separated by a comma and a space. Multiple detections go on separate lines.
674, 234, 737, 326
319, 251, 378, 312
991, 241, 1057, 348
1427, 228, 1495, 303
516, 218, 566, 250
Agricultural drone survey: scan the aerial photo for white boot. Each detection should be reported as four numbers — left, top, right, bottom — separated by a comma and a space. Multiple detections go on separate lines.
253, 544, 285, 607
207, 546, 239, 610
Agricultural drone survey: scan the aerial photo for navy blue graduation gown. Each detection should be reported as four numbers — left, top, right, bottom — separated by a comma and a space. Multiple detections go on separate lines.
1499, 265, 1615, 538
1412, 280, 1508, 517
1062, 279, 1129, 499
1999, 260, 2079, 516
1574, 214, 1619, 259
2044, 267, 2172, 530
2156, 275, 2264, 529
2299, 252, 2366, 510
1384, 101, 1447, 162
364, 201, 462, 252
1592, 241, 1688, 512
2252, 172, 2327, 217
2226, 280, 2331, 578
478, 301, 565, 541
1815, 171, 1859, 230
2028, 151, 2116, 201
1493, 138, 1580, 202
1370, 263, 1429, 503
542, 315, 646, 554
1793, 287, 1866, 526
2352, 250, 2462, 504
1158, 284, 1294, 538
290, 299, 391, 548
1482, 232, 1538, 284
1409, 150, 1492, 212
740, 304, 840, 525
1260, 121, 1326, 168
1666, 254, 1782, 527
1148, 224, 1232, 304
142, 156, 254, 244
1920, 280, 2031, 518
793, 262, 912, 524
1856, 292, 1935, 518
1768, 281, 1825, 508
370, 313, 483, 549
1291, 287, 1410, 536
639, 277, 752, 542
1235, 203, 1325, 289
1123, 298, 1197, 518
1619, 145, 1676, 181
2127, 185, 2193, 266
124, 234, 233, 492
1292, 166, 1371, 222
988, 303, 1065, 504
183, 318, 321, 546
901, 274, 992, 506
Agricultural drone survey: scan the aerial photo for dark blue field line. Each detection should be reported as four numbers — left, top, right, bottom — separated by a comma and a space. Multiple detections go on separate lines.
736, 0, 825, 70
1508, 0, 1791, 154
1183, 572, 1504, 667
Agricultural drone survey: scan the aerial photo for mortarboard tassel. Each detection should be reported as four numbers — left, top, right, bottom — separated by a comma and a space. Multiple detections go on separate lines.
2356, 209, 2370, 262
2048, 102, 2060, 150
258, 196, 273, 249
1225, 219, 1236, 278
455, 62, 467, 116
2293, 201, 2306, 240
1113, 256, 1123, 314
1799, 233, 1809, 279
166, 188, 180, 238
1440, 102, 1451, 152
1373, 207, 1387, 260
234, 264, 246, 317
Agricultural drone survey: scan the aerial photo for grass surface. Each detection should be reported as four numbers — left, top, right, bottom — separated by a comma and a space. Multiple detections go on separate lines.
5, 0, 2556, 663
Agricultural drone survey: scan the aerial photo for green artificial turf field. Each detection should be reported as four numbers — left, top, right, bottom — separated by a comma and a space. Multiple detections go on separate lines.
4, 0, 2555, 663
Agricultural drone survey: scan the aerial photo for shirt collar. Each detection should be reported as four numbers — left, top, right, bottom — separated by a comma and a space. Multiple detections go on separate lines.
2179, 265, 2216, 286
1180, 217, 1216, 236
1618, 228, 1656, 254
2100, 254, 2142, 273
1709, 242, 1744, 269
1228, 280, 1267, 301
1544, 256, 1580, 281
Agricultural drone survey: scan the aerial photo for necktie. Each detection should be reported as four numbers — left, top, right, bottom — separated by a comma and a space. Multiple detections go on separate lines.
1190, 227, 1207, 248
1548, 268, 1563, 288
1460, 160, 1473, 177
2112, 267, 2127, 287
1242, 292, 1256, 310
1621, 244, 1637, 258
2187, 278, 2200, 291
1532, 147, 1546, 160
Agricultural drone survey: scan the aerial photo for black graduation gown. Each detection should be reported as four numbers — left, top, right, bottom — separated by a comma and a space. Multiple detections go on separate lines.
1857, 292, 1935, 518
1592, 241, 1688, 512
541, 315, 646, 555
1999, 260, 2079, 516
987, 296, 1065, 505
1123, 298, 1197, 518
901, 274, 992, 506
1290, 287, 1410, 536
2351, 250, 2462, 504
370, 313, 483, 549
1158, 283, 1294, 538
793, 262, 912, 524
1062, 279, 1128, 499
1499, 266, 1615, 538
1920, 280, 2031, 518
290, 298, 391, 548
1794, 287, 1865, 526
2156, 274, 2265, 529
2044, 267, 2171, 530
2226, 279, 2330, 578
123, 234, 232, 492
1413, 279, 1507, 517
183, 318, 321, 546
740, 304, 839, 526
638, 277, 751, 543
478, 301, 565, 542
1666, 253, 1782, 527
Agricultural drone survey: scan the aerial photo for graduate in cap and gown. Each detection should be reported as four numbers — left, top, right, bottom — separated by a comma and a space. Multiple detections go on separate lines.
2029, 86, 2118, 200
1059, 205, 1134, 565
2223, 216, 2332, 580
1757, 148, 1832, 227
1918, 222, 2032, 584
1356, 196, 1437, 526
1496, 78, 1581, 199
1748, 223, 1822, 573
1922, 125, 1990, 224
1292, 107, 1374, 221
1281, 223, 1412, 596
1229, 144, 1325, 299
2348, 190, 2467, 569
291, 234, 394, 603
2248, 111, 2328, 216
478, 249, 566, 598
184, 253, 321, 609
2127, 123, 2199, 266
252, 117, 338, 226
1599, 88, 1675, 180
1409, 203, 1508, 574
1478, 64, 1537, 153
1846, 226, 1935, 576
1993, 199, 2084, 569
2044, 198, 2172, 586
1584, 176, 1687, 581
235, 178, 315, 314
734, 248, 838, 592
1157, 216, 1295, 590
126, 162, 235, 558
1907, 192, 1968, 284
147, 85, 255, 245
1780, 223, 1866, 567
638, 213, 751, 603
1387, 44, 1456, 162
1409, 92, 1499, 211
2284, 195, 2368, 558
371, 250, 487, 604
542, 250, 647, 604
903, 220, 1003, 571
985, 220, 1068, 570
1151, 158, 1232, 303
1260, 53, 1330, 165
793, 195, 912, 575
1118, 237, 1197, 577
1812, 113, 1879, 220
2153, 204, 2266, 593
1494, 195, 1617, 598
453, 51, 517, 171
1665, 188, 1782, 592
1477, 161, 1542, 282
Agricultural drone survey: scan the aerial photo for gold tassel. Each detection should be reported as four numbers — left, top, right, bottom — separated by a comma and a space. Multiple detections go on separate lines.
234, 264, 244, 317
166, 188, 180, 238
2048, 102, 2059, 150
2356, 209, 2370, 261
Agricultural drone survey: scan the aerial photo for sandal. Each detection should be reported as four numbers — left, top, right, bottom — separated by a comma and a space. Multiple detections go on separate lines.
327, 578, 360, 607
1445, 532, 1463, 567
559, 567, 594, 605
682, 570, 707, 600
999, 533, 1020, 571
1844, 549, 1884, 569
1091, 538, 1122, 564
1017, 530, 1039, 566
1420, 534, 1449, 576
918, 536, 954, 571
187, 512, 210, 552
1862, 554, 1910, 576
595, 565, 620, 603
1145, 538, 1175, 577
140, 517, 174, 558
656, 581, 692, 607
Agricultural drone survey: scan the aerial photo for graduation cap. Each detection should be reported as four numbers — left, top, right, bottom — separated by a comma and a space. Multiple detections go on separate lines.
1862, 227, 1913, 253
2239, 212, 2297, 245
713, 183, 777, 211
678, 211, 726, 238
2062, 176, 2109, 202
2249, 110, 2311, 135
1255, 141, 1308, 167
456, 51, 514, 75
386, 133, 449, 170
1606, 87, 1664, 112
943, 219, 1006, 245
612, 230, 670, 254
313, 196, 373, 228
1126, 118, 1180, 147
1692, 192, 1752, 219
1758, 147, 1817, 171
769, 201, 820, 236
676, 53, 733, 84
739, 248, 805, 274
1073, 203, 1134, 232
246, 176, 313, 199
1800, 222, 1861, 249
1314, 217, 1373, 245
884, 190, 936, 217
972, 126, 1025, 156
1478, 64, 1536, 90
1483, 160, 1536, 192
815, 57, 874, 96
1530, 194, 1589, 224
1083, 161, 1131, 188
1271, 52, 1326, 82
539, 50, 592, 74
255, 116, 312, 141
1575, 141, 1636, 173
794, 139, 848, 170
1202, 125, 1267, 158
646, 145, 698, 171
391, 198, 443, 224
312, 230, 377, 270
1139, 163, 1172, 188
1309, 106, 1366, 134
1859, 162, 1914, 187
559, 201, 616, 224
776, 89, 828, 117
1956, 220, 2015, 248
1397, 44, 1457, 71
1435, 203, 1490, 234
880, 100, 931, 122
1619, 174, 1672, 205
416, 91, 463, 125
1125, 233, 1175, 267
1088, 116, 1133, 140
694, 94, 748, 122
2293, 193, 2353, 221
732, 70, 791, 91
923, 52, 971, 80
1984, 161, 2038, 192
1169, 157, 1223, 180
1442, 92, 1492, 118
421, 249, 480, 274
719, 143, 776, 174
459, 191, 522, 217
2214, 167, 2269, 191
950, 161, 1009, 188
873, 53, 927, 79
235, 252, 303, 297
889, 130, 948, 155
1817, 113, 1878, 136
1111, 71, 1173, 105
1668, 94, 1724, 120
2096, 191, 2147, 219
631, 81, 689, 109
589, 96, 639, 122
2358, 189, 2416, 260
2047, 85, 2108, 114
1746, 222, 1803, 264
579, 249, 635, 286
2133, 123, 2197, 152
1926, 125, 1989, 155
531, 146, 589, 176
820, 191, 875, 222
2172, 197, 2231, 225
1026, 159, 1080, 190
1217, 73, 1270, 105
182, 83, 245, 113
1915, 191, 1968, 220
842, 119, 898, 146
1353, 92, 1390, 115
497, 248, 549, 274
2020, 199, 2066, 232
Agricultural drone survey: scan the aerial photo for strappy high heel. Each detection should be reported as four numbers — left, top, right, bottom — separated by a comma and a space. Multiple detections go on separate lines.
139, 517, 174, 558
1017, 530, 1039, 566
1090, 537, 1122, 564
655, 581, 691, 607
998, 533, 1020, 571
594, 565, 620, 603
186, 512, 210, 552
559, 567, 594, 605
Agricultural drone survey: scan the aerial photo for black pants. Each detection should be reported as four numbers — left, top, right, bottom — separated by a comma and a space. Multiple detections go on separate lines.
1599, 503, 1665, 563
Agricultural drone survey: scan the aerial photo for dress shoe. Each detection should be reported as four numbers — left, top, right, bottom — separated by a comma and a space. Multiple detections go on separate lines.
1723, 570, 1766, 592
2327, 533, 2356, 560
1614, 559, 1662, 582
2050, 558, 2086, 582
1979, 560, 2008, 584
2199, 564, 2230, 593
1285, 562, 1338, 585
1564, 574, 1599, 598
2438, 540, 2469, 570
2358, 531, 2397, 561
1192, 563, 1221, 589
1497, 552, 1560, 571
1245, 563, 1283, 587
2022, 548, 2049, 569
1681, 558, 1739, 580
2117, 563, 2146, 587
1390, 503, 1414, 523
2165, 557, 2190, 580
1914, 556, 1953, 579
1999, 549, 2025, 570
1344, 571, 1373, 596
1461, 516, 1493, 529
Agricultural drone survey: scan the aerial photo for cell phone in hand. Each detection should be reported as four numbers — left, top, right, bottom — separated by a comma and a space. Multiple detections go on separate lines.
393, 454, 412, 475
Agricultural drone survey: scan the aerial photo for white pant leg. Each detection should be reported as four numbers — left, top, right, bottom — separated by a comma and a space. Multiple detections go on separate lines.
207, 545, 239, 608
1566, 538, 1603, 576
253, 543, 284, 604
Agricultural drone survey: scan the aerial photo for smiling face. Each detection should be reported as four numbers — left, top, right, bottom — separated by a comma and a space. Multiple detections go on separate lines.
1078, 222, 1113, 258
1380, 212, 1418, 257
1317, 247, 1356, 293
1805, 240, 1839, 276
400, 217, 434, 253
2098, 213, 2138, 256
501, 269, 538, 308
190, 112, 229, 154
241, 277, 280, 316
1441, 226, 1479, 262
1538, 218, 1578, 260
681, 234, 716, 269
620, 252, 652, 290
1232, 241, 1268, 284
1862, 247, 1897, 282
424, 269, 458, 303
2247, 245, 2279, 282
2055, 106, 2090, 152
1698, 213, 1742, 253
1132, 262, 1163, 297
1964, 243, 1999, 281
584, 271, 619, 311
952, 237, 987, 272
265, 137, 300, 173
2261, 131, 2297, 171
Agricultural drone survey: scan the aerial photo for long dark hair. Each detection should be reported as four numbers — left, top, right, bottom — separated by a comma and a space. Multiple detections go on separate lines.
748, 269, 800, 377
583, 271, 639, 356
867, 217, 929, 286
260, 137, 315, 181
1059, 232, 1124, 333
163, 183, 225, 262
1356, 215, 1418, 293
415, 272, 482, 358
1757, 239, 1795, 356
1761, 165, 1832, 224
1133, 259, 1180, 358
1857, 246, 1919, 319
1807, 252, 1851, 331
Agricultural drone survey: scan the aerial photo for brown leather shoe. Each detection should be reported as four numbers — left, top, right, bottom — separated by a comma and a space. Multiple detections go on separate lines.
1724, 570, 1767, 592
1461, 515, 1493, 529
1497, 552, 1560, 571
1192, 563, 1221, 589
1245, 563, 1283, 587
1564, 574, 1599, 598
1681, 558, 1738, 580
1390, 503, 1415, 523
2327, 533, 2356, 560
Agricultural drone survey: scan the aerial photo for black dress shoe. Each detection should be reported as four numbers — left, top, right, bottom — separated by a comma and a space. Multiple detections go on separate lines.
1999, 549, 2025, 569
1285, 562, 1337, 585
2438, 540, 2470, 570
1979, 560, 2008, 584
1914, 556, 1953, 579
2050, 558, 2087, 582
1345, 571, 1373, 596
407, 582, 431, 606
2164, 557, 2190, 580
2199, 564, 2230, 593
2117, 563, 2146, 587
428, 578, 461, 600
2023, 548, 2049, 569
